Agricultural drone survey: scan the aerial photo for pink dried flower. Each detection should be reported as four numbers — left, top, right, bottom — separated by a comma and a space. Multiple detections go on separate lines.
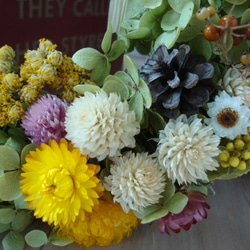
22, 94, 68, 145
158, 191, 210, 235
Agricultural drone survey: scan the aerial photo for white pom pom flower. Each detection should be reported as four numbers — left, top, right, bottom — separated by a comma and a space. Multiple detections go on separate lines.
65, 90, 140, 160
104, 152, 166, 213
157, 114, 220, 185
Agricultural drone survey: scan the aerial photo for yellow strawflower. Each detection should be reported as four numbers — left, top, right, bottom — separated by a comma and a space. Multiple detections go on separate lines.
20, 139, 104, 227
60, 198, 139, 247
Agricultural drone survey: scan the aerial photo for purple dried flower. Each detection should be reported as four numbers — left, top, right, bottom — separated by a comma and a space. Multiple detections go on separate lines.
22, 94, 68, 145
157, 191, 210, 235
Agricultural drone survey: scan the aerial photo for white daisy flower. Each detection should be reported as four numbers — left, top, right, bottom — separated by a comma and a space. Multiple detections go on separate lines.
205, 91, 250, 140
104, 152, 166, 213
65, 90, 140, 160
157, 114, 220, 185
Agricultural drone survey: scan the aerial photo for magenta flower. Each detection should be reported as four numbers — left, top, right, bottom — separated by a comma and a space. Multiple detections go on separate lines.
22, 94, 68, 145
158, 191, 210, 235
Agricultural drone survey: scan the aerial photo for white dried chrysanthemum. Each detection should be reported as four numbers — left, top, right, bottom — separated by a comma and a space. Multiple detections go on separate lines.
205, 91, 250, 140
65, 90, 140, 160
221, 64, 250, 107
157, 114, 220, 185
104, 152, 166, 213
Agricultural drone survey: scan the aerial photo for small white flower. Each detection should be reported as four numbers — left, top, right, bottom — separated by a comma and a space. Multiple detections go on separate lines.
205, 91, 250, 140
65, 90, 140, 160
104, 152, 166, 213
157, 114, 220, 185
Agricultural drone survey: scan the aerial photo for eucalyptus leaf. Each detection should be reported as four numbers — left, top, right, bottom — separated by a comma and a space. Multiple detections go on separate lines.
0, 146, 20, 171
225, 0, 247, 5
11, 210, 33, 231
73, 84, 101, 95
168, 0, 199, 13
164, 192, 188, 214
161, 179, 176, 202
20, 143, 37, 165
147, 109, 167, 131
139, 10, 156, 30
3, 231, 25, 250
129, 92, 144, 122
107, 39, 126, 61
120, 20, 140, 31
143, 0, 162, 8
72, 48, 104, 70
14, 195, 28, 209
103, 76, 130, 100
8, 127, 27, 142
228, 39, 249, 64
101, 22, 112, 54
177, 26, 202, 43
187, 183, 208, 195
0, 223, 10, 233
0, 208, 15, 224
114, 71, 136, 97
49, 234, 74, 246
0, 171, 21, 201
123, 55, 139, 84
223, 2, 250, 18
25, 230, 48, 248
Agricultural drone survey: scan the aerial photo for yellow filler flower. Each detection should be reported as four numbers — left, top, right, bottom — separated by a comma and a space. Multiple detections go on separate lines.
20, 139, 104, 227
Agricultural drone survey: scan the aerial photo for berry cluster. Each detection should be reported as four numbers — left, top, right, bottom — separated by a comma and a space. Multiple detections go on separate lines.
196, 5, 250, 65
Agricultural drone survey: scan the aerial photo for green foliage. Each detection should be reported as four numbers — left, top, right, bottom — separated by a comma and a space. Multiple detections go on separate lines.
3, 231, 25, 250
49, 233, 74, 246
25, 230, 48, 248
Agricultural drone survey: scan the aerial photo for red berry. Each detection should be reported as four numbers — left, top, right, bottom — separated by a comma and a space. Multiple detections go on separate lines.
203, 24, 220, 41
243, 26, 250, 40
233, 35, 242, 46
219, 15, 238, 28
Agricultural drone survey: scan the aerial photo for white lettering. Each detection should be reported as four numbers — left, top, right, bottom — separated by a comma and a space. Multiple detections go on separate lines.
73, 0, 82, 17
29, 0, 42, 18
45, 0, 54, 18
18, 0, 26, 19
57, 0, 67, 17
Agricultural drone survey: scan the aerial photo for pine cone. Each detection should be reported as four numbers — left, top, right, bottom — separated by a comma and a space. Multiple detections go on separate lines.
140, 44, 215, 118
220, 64, 250, 107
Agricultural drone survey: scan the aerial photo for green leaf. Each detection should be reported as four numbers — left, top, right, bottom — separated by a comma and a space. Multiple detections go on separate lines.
129, 92, 144, 122
139, 10, 156, 30
3, 231, 25, 250
20, 143, 37, 165
11, 210, 33, 231
147, 109, 167, 132
228, 39, 249, 64
101, 22, 112, 54
0, 171, 21, 201
168, 0, 199, 13
179, 1, 194, 29
14, 195, 28, 209
123, 55, 139, 84
103, 75, 130, 100
223, 2, 250, 18
138, 79, 152, 108
126, 27, 152, 39
141, 207, 169, 224
90, 57, 111, 85
161, 179, 176, 202
177, 26, 202, 43
133, 204, 159, 219
143, 0, 162, 8
0, 146, 20, 171
187, 183, 208, 195
25, 230, 48, 248
120, 19, 140, 30
49, 233, 74, 246
72, 48, 104, 70
107, 39, 126, 61
73, 84, 101, 95
225, 0, 247, 5
155, 28, 181, 49
0, 208, 15, 224
161, 10, 181, 31
240, 8, 250, 25
0, 223, 10, 233
0, 130, 8, 144
164, 192, 188, 214
190, 35, 212, 60
114, 71, 136, 97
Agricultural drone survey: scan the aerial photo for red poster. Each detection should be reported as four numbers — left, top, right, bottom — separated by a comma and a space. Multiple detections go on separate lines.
0, 0, 109, 63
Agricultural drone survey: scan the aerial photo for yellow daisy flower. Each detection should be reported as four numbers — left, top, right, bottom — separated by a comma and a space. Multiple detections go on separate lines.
59, 198, 139, 247
20, 139, 104, 227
